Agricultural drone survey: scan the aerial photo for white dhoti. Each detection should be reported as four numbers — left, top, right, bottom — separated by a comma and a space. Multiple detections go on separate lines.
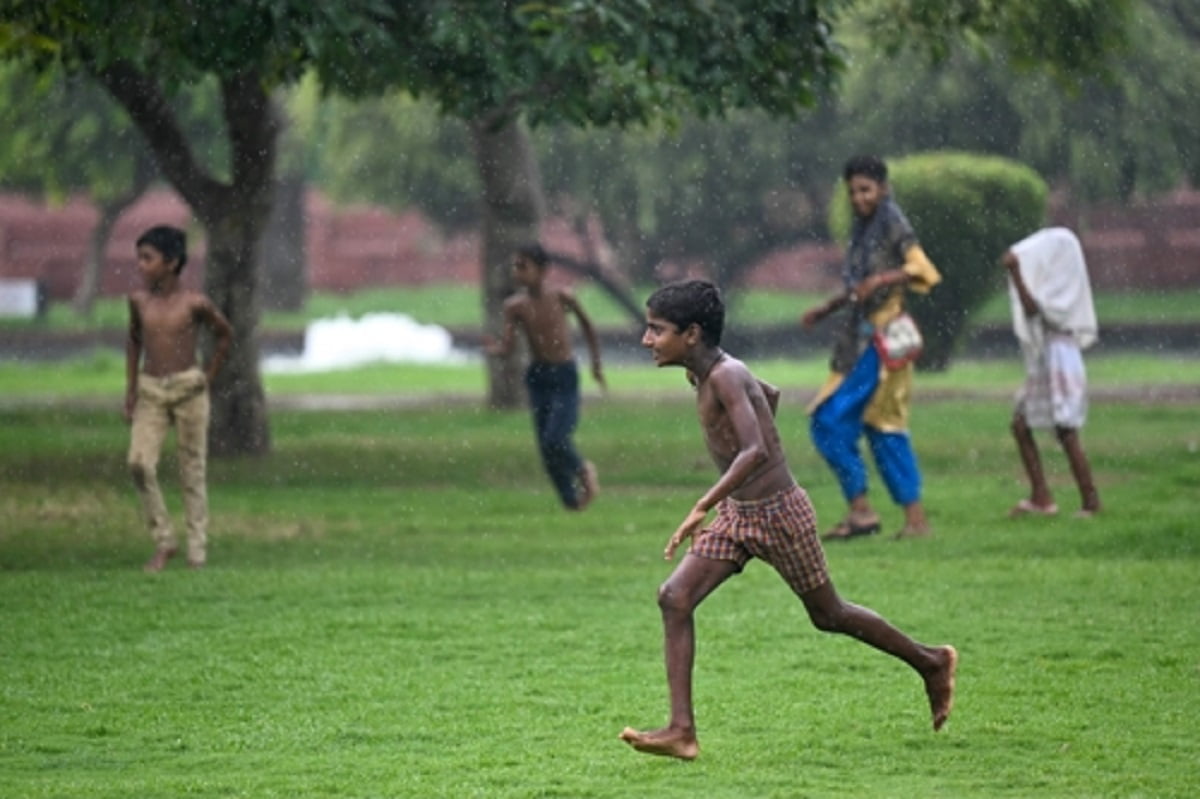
1016, 334, 1088, 429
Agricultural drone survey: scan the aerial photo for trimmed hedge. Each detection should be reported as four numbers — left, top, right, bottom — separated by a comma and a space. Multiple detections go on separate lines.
829, 151, 1048, 370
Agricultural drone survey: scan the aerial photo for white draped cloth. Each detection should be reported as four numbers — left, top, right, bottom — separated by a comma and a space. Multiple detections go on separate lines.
1008, 228, 1099, 429
1008, 228, 1098, 350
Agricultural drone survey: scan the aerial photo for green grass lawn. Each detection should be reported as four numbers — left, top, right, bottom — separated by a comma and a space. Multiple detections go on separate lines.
1, 348, 1197, 405
2, 384, 1198, 797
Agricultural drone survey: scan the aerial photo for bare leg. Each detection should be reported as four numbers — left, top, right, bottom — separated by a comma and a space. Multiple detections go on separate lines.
848, 495, 880, 527
143, 546, 177, 573
1011, 412, 1055, 511
576, 460, 599, 510
895, 500, 930, 538
620, 554, 738, 760
801, 581, 957, 730
1056, 427, 1101, 514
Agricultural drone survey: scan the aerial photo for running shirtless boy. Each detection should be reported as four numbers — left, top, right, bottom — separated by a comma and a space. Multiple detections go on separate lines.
620, 279, 956, 760
486, 243, 603, 510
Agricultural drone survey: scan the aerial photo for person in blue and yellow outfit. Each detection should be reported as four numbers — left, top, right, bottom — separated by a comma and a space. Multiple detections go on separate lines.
801, 155, 941, 540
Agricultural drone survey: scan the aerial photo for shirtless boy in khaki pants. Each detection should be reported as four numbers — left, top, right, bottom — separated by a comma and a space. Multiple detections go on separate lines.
124, 225, 232, 572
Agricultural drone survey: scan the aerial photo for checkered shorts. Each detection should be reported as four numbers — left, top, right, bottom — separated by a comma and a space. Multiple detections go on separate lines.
690, 485, 830, 596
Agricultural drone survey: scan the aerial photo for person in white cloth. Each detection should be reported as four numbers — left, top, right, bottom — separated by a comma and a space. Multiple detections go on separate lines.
1001, 227, 1101, 518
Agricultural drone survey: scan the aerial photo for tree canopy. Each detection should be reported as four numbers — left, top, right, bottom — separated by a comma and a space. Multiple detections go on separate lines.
0, 0, 1137, 445
306, 1, 845, 125
293, 1, 1153, 301
0, 0, 867, 449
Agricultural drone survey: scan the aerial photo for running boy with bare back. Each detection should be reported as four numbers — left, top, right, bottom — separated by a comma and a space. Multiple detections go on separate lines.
620, 279, 956, 760
485, 243, 603, 510
124, 225, 232, 572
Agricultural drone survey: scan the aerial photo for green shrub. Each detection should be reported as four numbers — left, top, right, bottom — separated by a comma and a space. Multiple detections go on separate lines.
829, 151, 1048, 369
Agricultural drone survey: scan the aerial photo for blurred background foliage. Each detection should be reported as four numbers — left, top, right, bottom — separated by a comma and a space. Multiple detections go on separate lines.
281, 1, 1199, 290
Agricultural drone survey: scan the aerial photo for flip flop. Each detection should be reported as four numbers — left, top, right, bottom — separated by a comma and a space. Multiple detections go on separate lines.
1007, 499, 1059, 517
821, 518, 881, 541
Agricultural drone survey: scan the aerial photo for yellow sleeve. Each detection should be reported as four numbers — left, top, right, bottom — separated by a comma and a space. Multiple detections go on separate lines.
902, 244, 941, 294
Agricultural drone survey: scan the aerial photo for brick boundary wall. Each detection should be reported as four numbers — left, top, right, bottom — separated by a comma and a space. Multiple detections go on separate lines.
0, 188, 1196, 301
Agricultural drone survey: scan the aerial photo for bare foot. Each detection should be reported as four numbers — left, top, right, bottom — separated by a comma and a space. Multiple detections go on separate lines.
1008, 498, 1058, 518
186, 557, 206, 570
143, 547, 177, 573
577, 461, 600, 510
618, 726, 699, 760
893, 522, 931, 540
924, 645, 958, 731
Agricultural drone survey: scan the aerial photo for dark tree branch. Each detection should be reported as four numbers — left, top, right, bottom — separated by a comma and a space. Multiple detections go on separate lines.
545, 250, 643, 324
92, 60, 226, 217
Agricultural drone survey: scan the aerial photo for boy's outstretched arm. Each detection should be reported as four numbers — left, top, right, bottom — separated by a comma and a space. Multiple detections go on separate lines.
483, 302, 519, 357
801, 291, 850, 328
758, 379, 780, 416
565, 292, 605, 389
1002, 251, 1039, 316
199, 298, 234, 384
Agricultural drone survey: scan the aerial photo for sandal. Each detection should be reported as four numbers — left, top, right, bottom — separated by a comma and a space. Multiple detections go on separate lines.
821, 517, 881, 541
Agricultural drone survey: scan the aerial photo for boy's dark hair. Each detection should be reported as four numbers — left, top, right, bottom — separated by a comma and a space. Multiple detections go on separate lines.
843, 155, 888, 184
646, 279, 725, 346
136, 225, 188, 273
515, 242, 550, 269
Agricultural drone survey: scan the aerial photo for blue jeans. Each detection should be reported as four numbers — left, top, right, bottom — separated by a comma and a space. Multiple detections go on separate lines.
810, 345, 922, 506
525, 361, 584, 508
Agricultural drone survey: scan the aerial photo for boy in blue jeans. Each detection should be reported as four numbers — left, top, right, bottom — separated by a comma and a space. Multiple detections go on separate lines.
485, 243, 603, 510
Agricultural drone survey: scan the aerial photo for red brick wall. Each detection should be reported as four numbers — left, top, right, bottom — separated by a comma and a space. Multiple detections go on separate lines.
1, 188, 1196, 301
740, 242, 844, 293
1049, 190, 1200, 290
0, 190, 607, 300
0, 192, 203, 299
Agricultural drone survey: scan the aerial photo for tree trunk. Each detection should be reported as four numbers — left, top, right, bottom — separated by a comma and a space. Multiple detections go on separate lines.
259, 170, 308, 311
71, 154, 154, 315
546, 250, 643, 325
71, 199, 126, 316
197, 77, 279, 455
472, 115, 545, 409
204, 212, 272, 455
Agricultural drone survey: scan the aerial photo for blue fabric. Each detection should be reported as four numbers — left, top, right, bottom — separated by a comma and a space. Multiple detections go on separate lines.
809, 345, 922, 506
866, 426, 921, 506
524, 361, 584, 508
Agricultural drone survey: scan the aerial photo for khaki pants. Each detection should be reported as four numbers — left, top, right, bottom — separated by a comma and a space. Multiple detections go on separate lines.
127, 368, 210, 562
